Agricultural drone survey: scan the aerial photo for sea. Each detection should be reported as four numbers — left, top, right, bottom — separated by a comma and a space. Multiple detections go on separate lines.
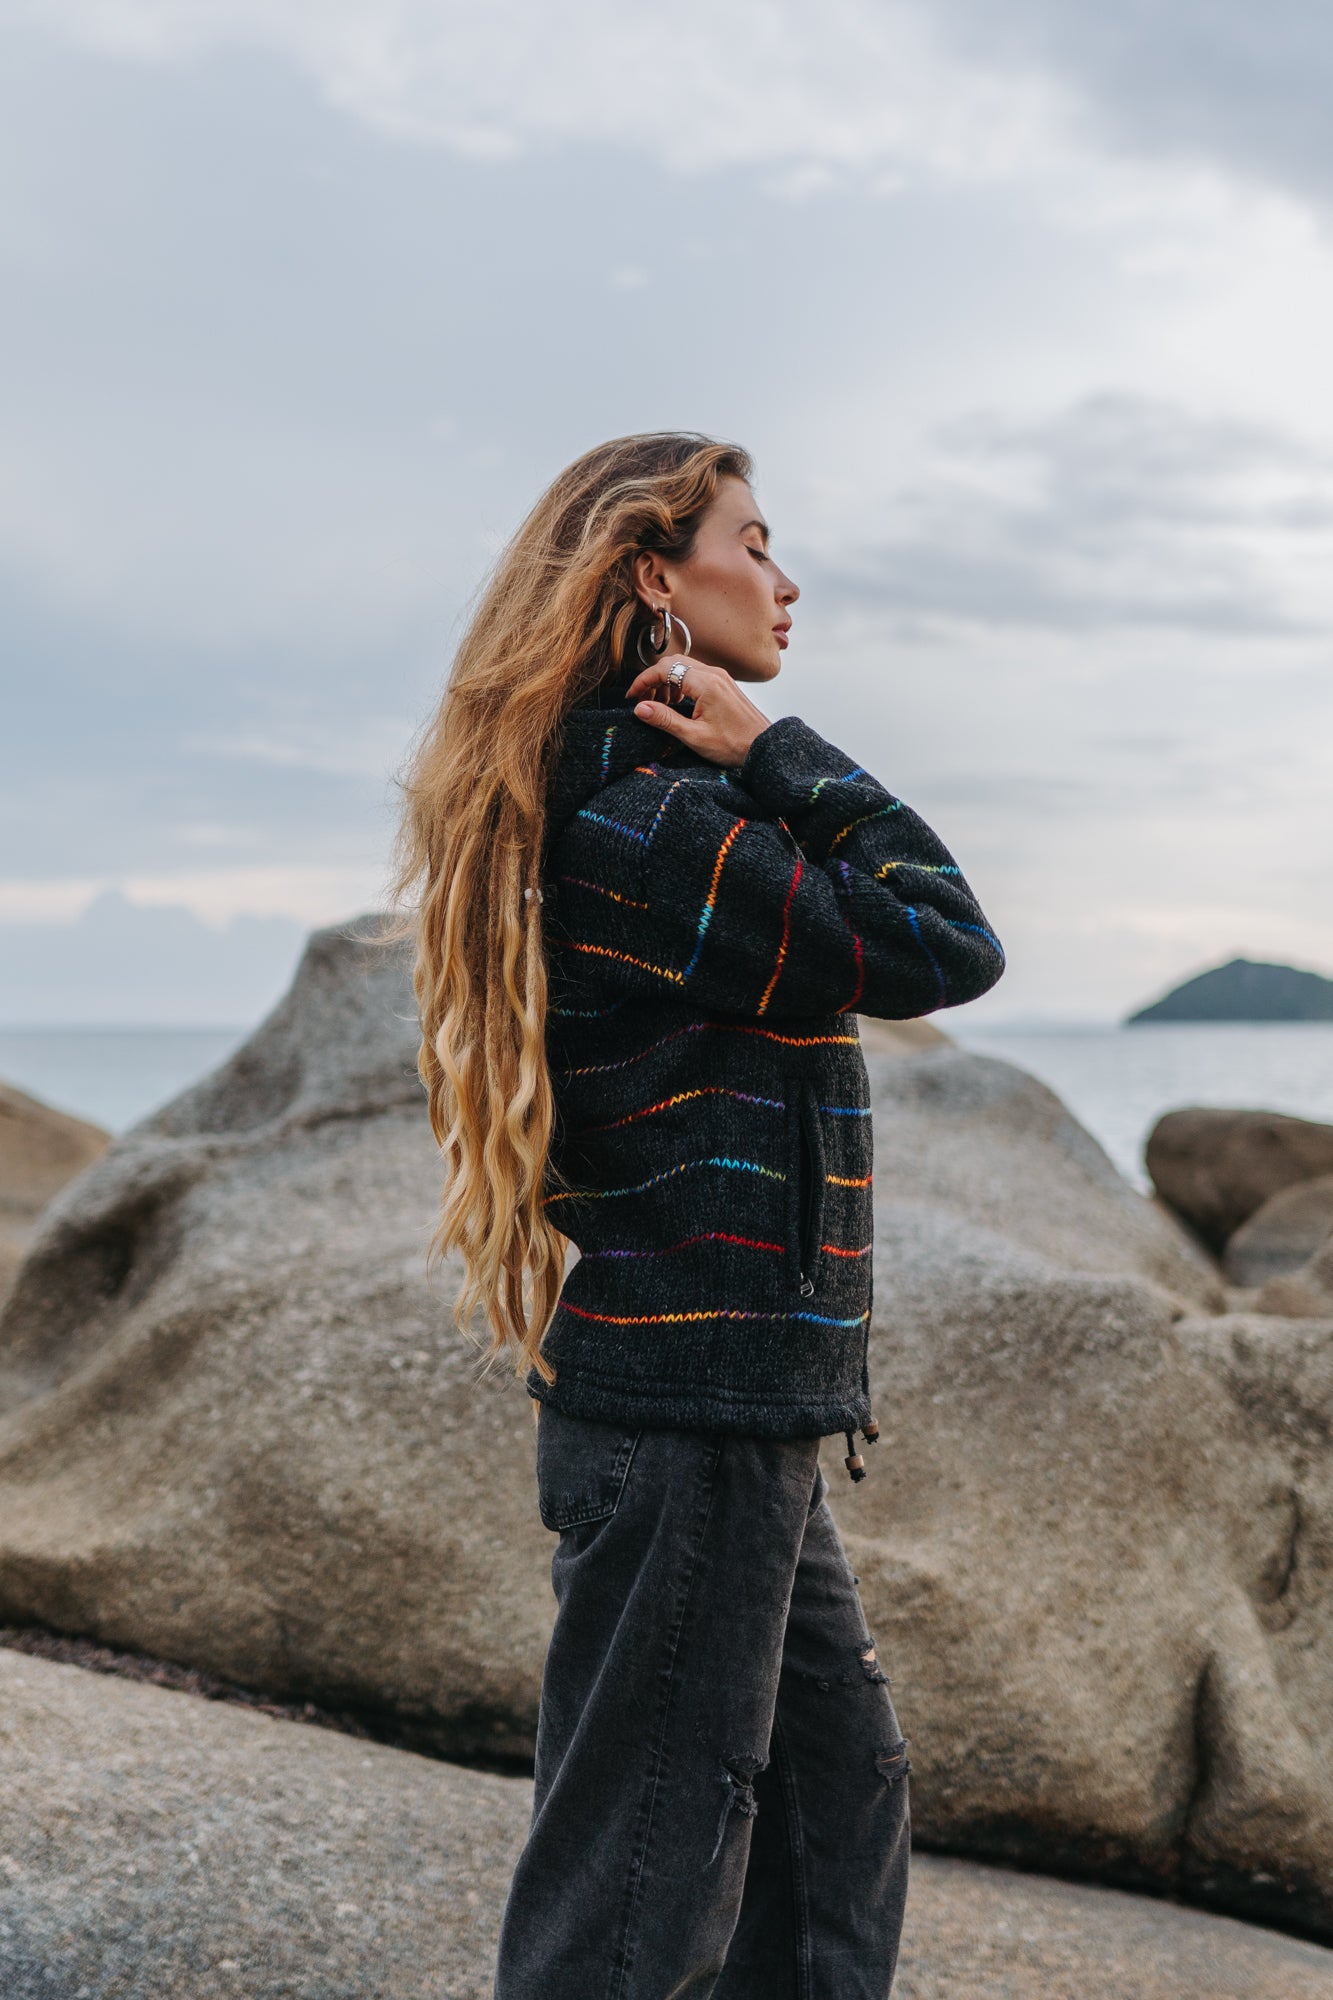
3, 1021, 1333, 1194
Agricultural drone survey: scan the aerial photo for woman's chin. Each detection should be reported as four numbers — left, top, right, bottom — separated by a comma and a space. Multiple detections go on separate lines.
726, 653, 782, 684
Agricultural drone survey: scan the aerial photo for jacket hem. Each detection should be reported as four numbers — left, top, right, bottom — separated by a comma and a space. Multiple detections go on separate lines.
525, 1367, 873, 1441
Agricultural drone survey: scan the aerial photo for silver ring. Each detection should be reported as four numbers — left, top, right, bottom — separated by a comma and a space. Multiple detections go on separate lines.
667, 660, 690, 702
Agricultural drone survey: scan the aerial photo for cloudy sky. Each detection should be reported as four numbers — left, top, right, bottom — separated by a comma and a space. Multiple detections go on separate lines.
3, 0, 1331, 1025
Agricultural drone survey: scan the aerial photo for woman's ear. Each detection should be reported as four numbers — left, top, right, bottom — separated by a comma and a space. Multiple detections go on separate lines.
631, 549, 671, 608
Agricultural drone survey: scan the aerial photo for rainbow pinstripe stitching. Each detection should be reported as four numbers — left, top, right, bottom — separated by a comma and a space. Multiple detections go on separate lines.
558, 874, 649, 909
557, 831, 871, 1053
758, 852, 802, 1014
576, 806, 648, 843
528, 704, 1005, 1433
542, 1155, 787, 1206
544, 996, 624, 1016
581, 1231, 786, 1261
808, 767, 866, 800
557, 1301, 871, 1329
575, 1086, 786, 1135
646, 777, 691, 846
578, 1231, 870, 1264
903, 905, 947, 1004
950, 917, 1005, 953
828, 801, 901, 853
569, 776, 971, 1020
561, 938, 684, 985
681, 819, 748, 978
556, 818, 754, 994
874, 859, 961, 878
556, 1019, 859, 1079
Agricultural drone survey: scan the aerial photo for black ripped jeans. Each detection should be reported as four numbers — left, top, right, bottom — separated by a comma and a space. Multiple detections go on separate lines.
493, 1409, 911, 2000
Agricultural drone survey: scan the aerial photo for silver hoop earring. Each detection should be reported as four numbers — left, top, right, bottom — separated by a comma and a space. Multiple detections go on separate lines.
636, 605, 670, 666
635, 605, 693, 666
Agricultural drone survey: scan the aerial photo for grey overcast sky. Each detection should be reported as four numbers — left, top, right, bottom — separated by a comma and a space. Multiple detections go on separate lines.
2, 0, 1332, 1024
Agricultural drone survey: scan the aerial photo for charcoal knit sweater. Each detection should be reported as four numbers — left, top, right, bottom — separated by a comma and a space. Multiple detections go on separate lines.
528, 661, 1005, 1446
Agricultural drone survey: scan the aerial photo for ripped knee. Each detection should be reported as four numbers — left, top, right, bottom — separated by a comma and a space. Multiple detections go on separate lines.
875, 1739, 911, 1785
707, 1753, 765, 1866
804, 1634, 892, 1692
857, 1640, 889, 1685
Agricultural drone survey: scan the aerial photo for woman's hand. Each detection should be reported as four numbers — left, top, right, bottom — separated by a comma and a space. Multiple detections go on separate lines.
622, 656, 774, 767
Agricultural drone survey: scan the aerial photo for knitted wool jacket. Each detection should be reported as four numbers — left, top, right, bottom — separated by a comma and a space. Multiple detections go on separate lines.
528, 662, 1006, 1456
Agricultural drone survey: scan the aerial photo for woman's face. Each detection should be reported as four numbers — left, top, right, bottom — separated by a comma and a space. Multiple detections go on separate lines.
634, 476, 800, 683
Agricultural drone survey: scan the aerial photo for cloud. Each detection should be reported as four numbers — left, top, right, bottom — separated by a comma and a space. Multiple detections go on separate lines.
16, 0, 1333, 222
0, 865, 390, 929
1, 0, 1079, 182
0, 890, 310, 1025
4, 6, 1333, 1032
930, 1, 1333, 211
799, 393, 1333, 635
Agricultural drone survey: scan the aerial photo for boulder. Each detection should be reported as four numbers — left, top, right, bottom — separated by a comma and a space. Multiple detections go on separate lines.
1224, 1176, 1333, 1288
3, 920, 1333, 1942
0, 1643, 527, 2000
1147, 1107, 1333, 1252
0, 1080, 107, 1305
0, 918, 554, 1766
4, 1646, 1332, 2000
858, 1015, 950, 1056
1257, 1231, 1333, 1320
845, 1061, 1333, 1939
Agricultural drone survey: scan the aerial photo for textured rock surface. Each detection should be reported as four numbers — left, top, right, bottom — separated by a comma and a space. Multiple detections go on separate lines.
843, 1056, 1333, 1939
0, 1080, 107, 1304
1147, 1106, 1333, 1251
3, 920, 1333, 1940
895, 1856, 1333, 2000
0, 1645, 527, 2000
1225, 1176, 1333, 1288
1257, 1231, 1333, 1320
4, 1647, 1332, 2000
0, 920, 553, 1766
858, 1015, 949, 1056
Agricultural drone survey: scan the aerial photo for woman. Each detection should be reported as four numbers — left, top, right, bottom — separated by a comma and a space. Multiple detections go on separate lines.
393, 432, 1005, 1999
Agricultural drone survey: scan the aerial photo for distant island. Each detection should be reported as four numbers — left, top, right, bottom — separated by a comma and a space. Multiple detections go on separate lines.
1126, 957, 1333, 1024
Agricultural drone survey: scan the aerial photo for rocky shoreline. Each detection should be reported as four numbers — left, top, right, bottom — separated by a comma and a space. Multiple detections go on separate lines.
3, 916, 1333, 1992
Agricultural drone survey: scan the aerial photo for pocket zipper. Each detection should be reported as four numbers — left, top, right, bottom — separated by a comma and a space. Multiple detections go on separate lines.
797, 1104, 817, 1298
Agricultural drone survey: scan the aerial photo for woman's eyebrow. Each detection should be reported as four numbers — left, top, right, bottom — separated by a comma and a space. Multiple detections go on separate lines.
739, 518, 771, 544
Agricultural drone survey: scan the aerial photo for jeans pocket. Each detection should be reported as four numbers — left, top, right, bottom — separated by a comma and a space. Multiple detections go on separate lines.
536, 1406, 643, 1532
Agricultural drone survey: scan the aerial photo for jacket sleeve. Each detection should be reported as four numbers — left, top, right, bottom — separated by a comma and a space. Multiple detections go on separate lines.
547, 713, 1005, 1022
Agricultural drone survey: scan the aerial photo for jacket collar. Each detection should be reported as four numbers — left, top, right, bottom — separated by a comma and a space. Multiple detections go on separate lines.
545, 658, 694, 838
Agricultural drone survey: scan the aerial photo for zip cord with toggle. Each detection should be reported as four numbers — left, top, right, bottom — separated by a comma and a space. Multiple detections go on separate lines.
844, 1413, 880, 1481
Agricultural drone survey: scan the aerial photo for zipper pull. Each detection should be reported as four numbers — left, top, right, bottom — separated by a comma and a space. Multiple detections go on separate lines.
799, 1271, 814, 1298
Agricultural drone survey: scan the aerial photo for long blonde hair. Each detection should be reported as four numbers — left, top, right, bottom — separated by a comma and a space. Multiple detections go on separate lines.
389, 432, 755, 1386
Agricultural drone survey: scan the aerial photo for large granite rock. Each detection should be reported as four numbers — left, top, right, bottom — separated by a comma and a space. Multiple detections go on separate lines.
2, 920, 1332, 1941
1257, 1231, 1333, 1320
0, 1643, 527, 2000
0, 1080, 107, 1305
1147, 1106, 1333, 1251
0, 919, 553, 1766
1225, 1176, 1333, 1289
4, 1646, 1332, 2000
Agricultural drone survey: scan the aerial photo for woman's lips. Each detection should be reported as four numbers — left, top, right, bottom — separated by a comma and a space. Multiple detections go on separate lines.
774, 624, 791, 649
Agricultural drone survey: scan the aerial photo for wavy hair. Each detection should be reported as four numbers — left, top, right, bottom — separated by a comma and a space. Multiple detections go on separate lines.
388, 431, 755, 1390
